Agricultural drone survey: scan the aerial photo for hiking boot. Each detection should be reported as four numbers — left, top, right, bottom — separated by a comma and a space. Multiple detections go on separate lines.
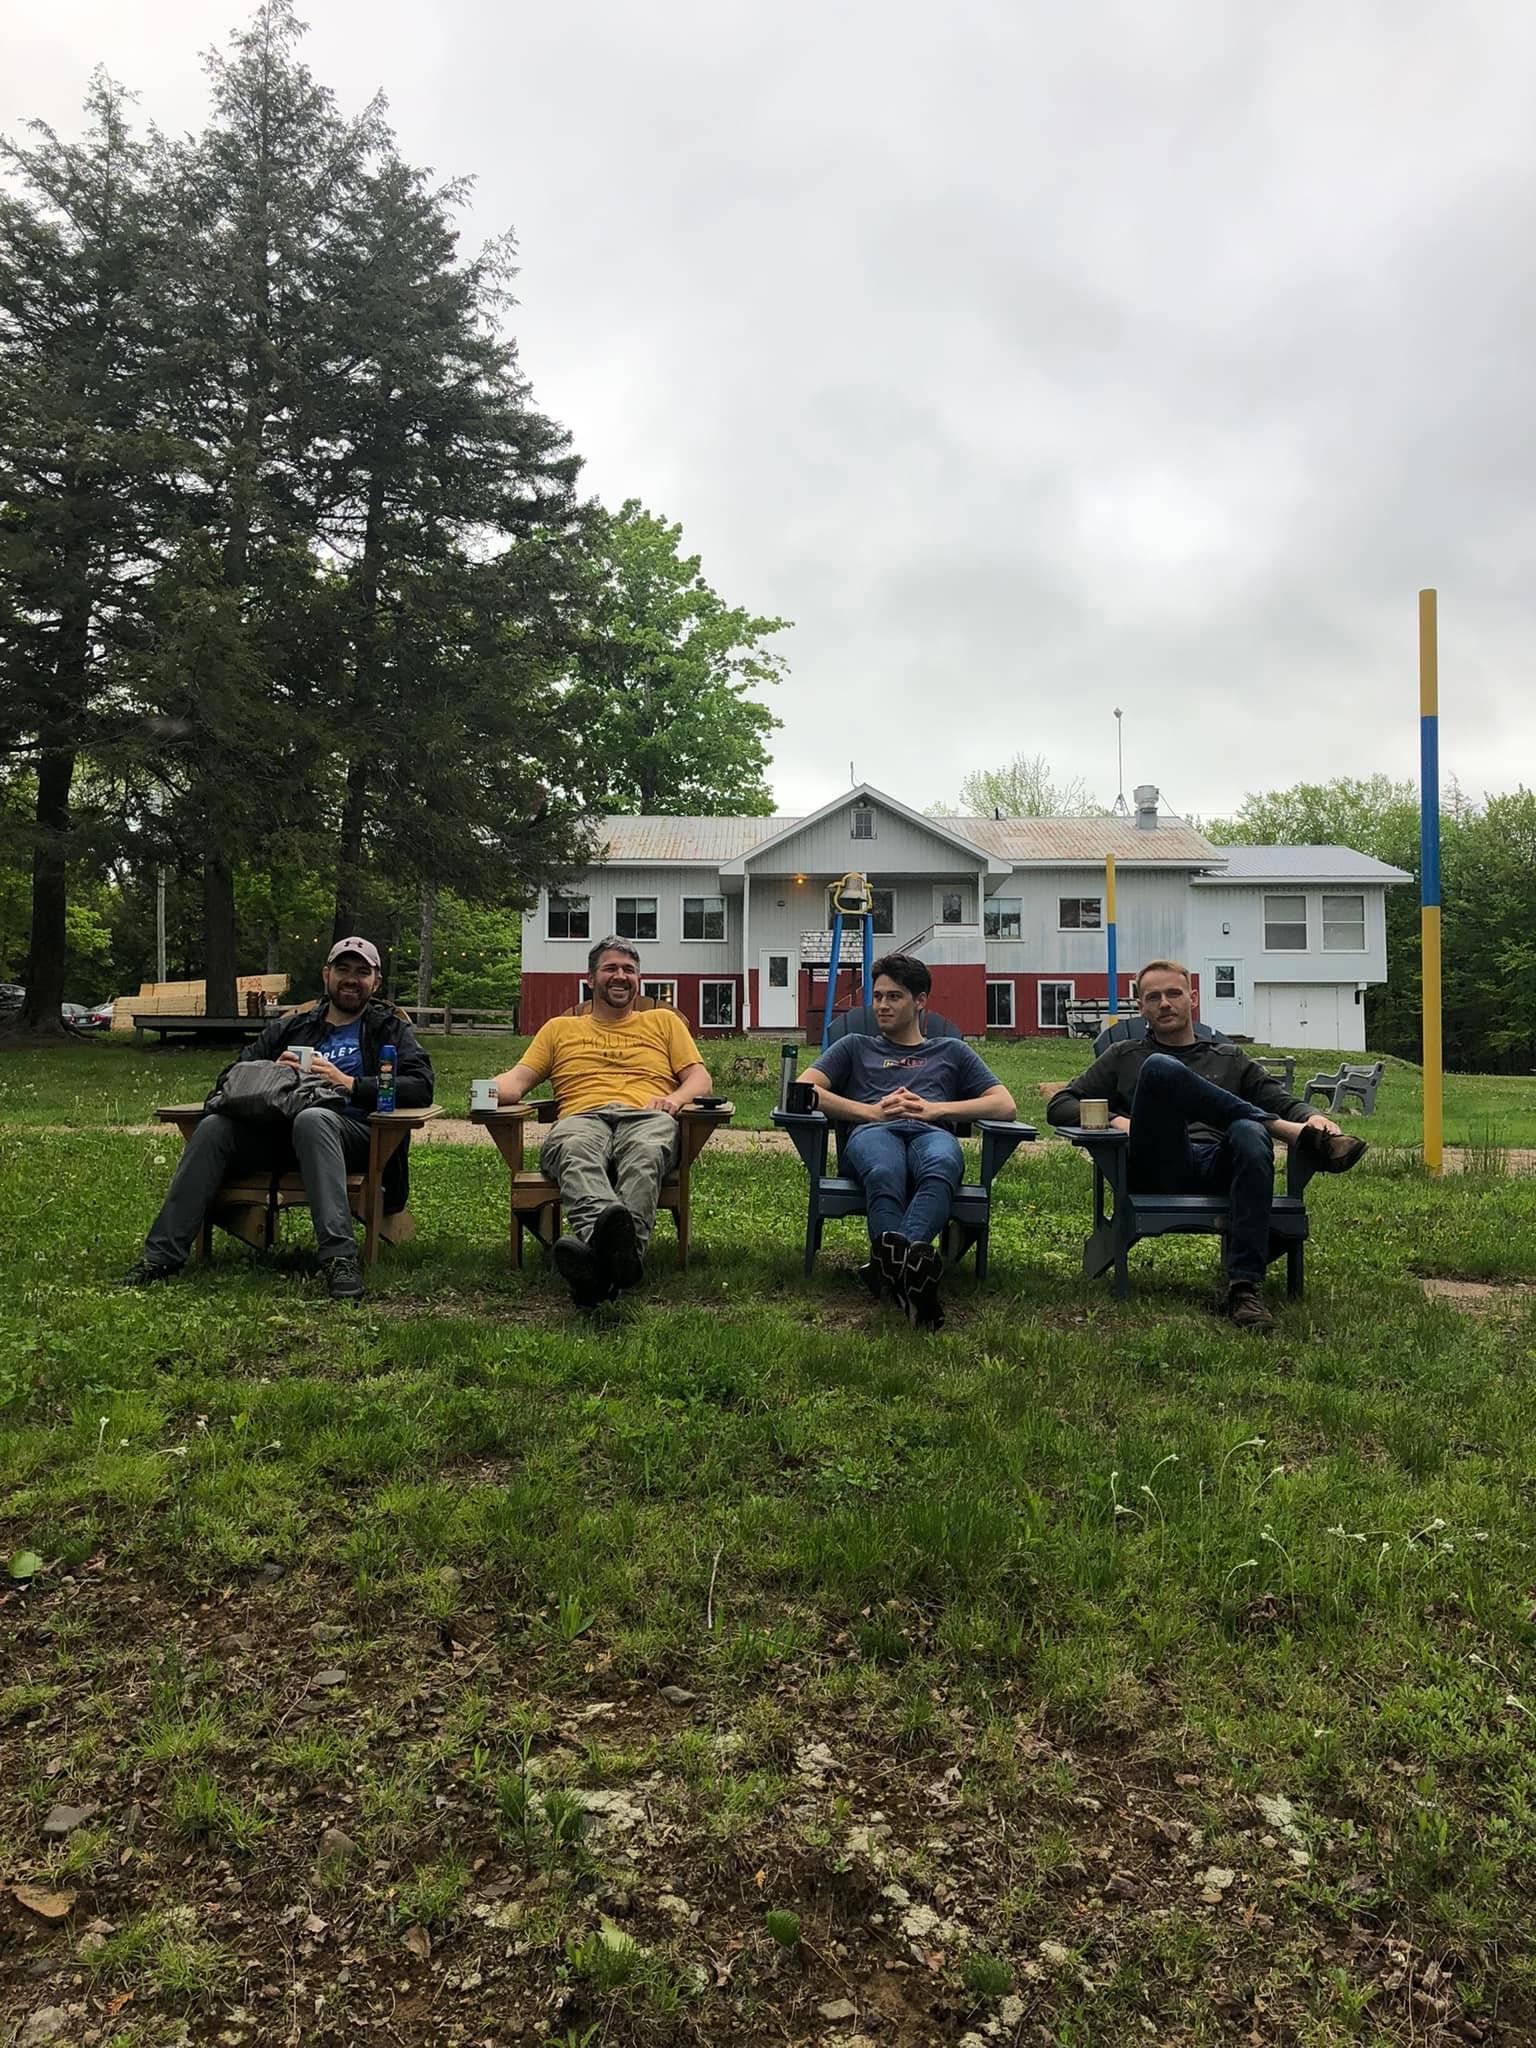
1296, 1125, 1368, 1175
902, 1240, 945, 1331
872, 1231, 909, 1308
554, 1234, 612, 1310
590, 1203, 644, 1290
1225, 1280, 1274, 1331
325, 1255, 365, 1302
122, 1257, 180, 1288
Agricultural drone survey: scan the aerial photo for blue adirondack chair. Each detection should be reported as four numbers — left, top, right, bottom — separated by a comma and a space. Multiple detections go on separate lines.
773, 1008, 1035, 1278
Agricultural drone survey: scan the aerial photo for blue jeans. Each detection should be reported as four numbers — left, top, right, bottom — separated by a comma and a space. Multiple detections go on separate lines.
842, 1123, 964, 1246
1127, 1053, 1278, 1284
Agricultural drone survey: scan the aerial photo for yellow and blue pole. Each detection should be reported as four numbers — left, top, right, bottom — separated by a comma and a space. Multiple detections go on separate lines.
1105, 854, 1119, 1015
1419, 588, 1443, 1173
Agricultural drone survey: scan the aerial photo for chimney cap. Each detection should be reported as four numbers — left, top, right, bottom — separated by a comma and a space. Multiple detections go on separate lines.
1133, 784, 1159, 809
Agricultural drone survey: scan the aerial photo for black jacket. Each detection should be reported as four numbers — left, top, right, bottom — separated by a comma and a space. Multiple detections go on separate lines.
221, 999, 434, 1213
1047, 1035, 1313, 1146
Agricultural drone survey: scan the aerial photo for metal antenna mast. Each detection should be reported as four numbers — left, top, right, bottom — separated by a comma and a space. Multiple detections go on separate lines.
1111, 708, 1129, 816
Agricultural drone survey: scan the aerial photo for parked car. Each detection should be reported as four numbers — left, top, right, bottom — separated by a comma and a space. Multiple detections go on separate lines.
0, 982, 23, 1016
61, 1002, 94, 1027
83, 1000, 115, 1030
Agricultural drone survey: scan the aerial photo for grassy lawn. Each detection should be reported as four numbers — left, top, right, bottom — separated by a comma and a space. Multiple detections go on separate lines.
3, 1038, 1536, 2045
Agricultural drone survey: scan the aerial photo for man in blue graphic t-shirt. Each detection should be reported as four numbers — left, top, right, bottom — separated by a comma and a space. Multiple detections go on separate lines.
800, 954, 1015, 1330
124, 937, 433, 1303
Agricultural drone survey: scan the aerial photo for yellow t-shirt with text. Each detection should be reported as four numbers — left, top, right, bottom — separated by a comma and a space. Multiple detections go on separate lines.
520, 1010, 704, 1117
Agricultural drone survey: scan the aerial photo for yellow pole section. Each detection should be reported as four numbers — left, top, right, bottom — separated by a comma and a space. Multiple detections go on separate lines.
1105, 852, 1117, 923
1419, 589, 1443, 1173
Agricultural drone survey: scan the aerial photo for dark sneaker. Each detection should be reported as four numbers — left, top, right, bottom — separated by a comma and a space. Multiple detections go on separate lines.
1225, 1280, 1274, 1331
554, 1234, 611, 1310
902, 1241, 945, 1331
857, 1259, 884, 1302
872, 1231, 908, 1307
1296, 1125, 1368, 1175
325, 1255, 365, 1302
590, 1203, 644, 1290
122, 1257, 180, 1288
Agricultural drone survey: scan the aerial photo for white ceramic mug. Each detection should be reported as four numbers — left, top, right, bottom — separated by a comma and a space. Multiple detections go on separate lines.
470, 1079, 499, 1112
294, 1045, 314, 1076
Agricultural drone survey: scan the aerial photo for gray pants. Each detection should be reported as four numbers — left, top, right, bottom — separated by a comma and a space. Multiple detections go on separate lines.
538, 1106, 681, 1254
145, 1108, 372, 1267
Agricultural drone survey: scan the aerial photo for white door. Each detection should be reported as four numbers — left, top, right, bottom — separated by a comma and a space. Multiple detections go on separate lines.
1201, 958, 1245, 1036
758, 949, 798, 1028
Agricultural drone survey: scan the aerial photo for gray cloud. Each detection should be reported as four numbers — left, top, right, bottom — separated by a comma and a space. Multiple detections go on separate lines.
7, 0, 1534, 818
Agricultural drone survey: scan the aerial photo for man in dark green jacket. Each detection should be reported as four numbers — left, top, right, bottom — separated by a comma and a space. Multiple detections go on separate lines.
1047, 959, 1365, 1328
123, 938, 433, 1302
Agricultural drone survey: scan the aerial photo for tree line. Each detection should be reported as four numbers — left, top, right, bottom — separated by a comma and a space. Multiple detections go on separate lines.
0, 3, 785, 1032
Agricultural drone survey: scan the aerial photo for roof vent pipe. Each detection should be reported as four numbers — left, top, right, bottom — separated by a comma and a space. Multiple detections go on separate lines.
1133, 784, 1159, 831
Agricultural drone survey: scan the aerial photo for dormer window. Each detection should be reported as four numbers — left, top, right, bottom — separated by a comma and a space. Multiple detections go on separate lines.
850, 807, 875, 840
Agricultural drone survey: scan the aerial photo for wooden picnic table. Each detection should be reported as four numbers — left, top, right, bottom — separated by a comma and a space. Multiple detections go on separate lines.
133, 1013, 272, 1046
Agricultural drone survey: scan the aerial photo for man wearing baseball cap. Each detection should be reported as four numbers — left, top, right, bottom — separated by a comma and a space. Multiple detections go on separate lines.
123, 937, 434, 1301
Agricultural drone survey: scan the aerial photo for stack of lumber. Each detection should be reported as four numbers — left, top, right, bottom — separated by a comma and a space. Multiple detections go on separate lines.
110, 973, 289, 1033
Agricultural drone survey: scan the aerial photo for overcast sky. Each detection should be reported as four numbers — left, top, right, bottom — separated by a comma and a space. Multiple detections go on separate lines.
7, 1, 1534, 821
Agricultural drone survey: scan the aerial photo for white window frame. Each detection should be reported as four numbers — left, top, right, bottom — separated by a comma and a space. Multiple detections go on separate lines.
1213, 963, 1238, 1000
615, 895, 658, 942
1057, 895, 1103, 932
578, 978, 593, 1004
986, 980, 1015, 1029
547, 891, 591, 941
869, 887, 895, 935
1263, 893, 1309, 952
984, 897, 1022, 939
681, 895, 727, 943
1038, 979, 1074, 1030
1321, 892, 1366, 952
936, 887, 968, 926
850, 807, 876, 840
700, 979, 736, 1029
765, 953, 791, 990
642, 978, 678, 1007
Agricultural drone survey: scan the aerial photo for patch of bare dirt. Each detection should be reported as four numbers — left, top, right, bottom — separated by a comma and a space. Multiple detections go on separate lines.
1418, 1276, 1536, 1315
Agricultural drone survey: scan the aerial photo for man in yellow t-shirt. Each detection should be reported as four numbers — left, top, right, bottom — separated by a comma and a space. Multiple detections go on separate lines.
492, 937, 713, 1306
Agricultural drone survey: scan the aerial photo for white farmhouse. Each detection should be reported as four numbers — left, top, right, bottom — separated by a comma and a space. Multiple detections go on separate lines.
519, 783, 1410, 1050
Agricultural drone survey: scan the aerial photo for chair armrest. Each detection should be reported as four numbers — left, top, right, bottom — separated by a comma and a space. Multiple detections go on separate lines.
678, 1102, 735, 1123
677, 1101, 733, 1170
1060, 1127, 1127, 1148
470, 1102, 538, 1124
157, 1104, 207, 1121
771, 1107, 832, 1178
366, 1105, 441, 1129
975, 1119, 1037, 1187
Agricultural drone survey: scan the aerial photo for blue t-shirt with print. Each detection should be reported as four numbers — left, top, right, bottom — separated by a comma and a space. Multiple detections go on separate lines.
810, 1032, 1000, 1131
316, 1019, 370, 1122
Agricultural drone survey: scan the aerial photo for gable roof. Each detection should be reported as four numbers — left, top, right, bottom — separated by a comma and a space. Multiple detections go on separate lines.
716, 784, 1012, 876
1194, 845, 1413, 885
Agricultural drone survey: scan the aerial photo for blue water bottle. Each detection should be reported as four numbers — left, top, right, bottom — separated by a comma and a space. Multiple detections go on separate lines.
377, 1041, 397, 1112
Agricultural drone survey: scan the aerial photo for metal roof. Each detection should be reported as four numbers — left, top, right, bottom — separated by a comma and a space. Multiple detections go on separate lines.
596, 816, 797, 862
1195, 845, 1413, 884
935, 815, 1221, 865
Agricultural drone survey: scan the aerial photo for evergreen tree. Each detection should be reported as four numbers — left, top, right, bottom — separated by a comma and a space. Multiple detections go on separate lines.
0, 73, 176, 1033
313, 150, 587, 933
151, 0, 384, 1013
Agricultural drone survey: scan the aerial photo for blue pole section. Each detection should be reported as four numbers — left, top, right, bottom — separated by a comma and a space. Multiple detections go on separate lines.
1106, 922, 1118, 1015
862, 911, 874, 1012
821, 912, 844, 1050
1105, 852, 1119, 1015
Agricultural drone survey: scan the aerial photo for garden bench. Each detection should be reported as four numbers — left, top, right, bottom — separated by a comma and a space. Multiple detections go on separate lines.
1303, 1061, 1384, 1114
469, 1100, 734, 1270
1062, 1127, 1316, 1302
155, 1103, 441, 1264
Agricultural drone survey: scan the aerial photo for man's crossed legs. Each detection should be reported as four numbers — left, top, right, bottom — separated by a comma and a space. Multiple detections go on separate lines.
1127, 1052, 1366, 1327
842, 1123, 963, 1330
540, 1106, 682, 1308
